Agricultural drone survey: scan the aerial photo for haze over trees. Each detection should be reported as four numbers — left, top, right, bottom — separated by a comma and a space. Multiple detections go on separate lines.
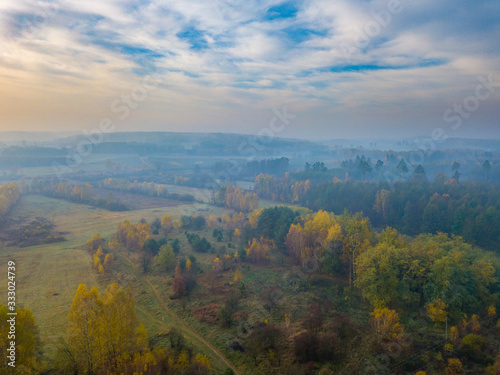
0, 133, 498, 374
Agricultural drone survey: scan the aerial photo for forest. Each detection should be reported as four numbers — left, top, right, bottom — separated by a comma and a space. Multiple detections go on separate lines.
0, 133, 499, 375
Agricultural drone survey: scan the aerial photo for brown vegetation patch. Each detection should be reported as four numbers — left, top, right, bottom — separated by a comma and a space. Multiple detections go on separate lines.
193, 303, 221, 324
0, 216, 67, 247
231, 310, 248, 321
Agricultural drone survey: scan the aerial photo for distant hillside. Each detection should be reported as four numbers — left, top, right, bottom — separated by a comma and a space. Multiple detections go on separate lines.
56, 131, 325, 156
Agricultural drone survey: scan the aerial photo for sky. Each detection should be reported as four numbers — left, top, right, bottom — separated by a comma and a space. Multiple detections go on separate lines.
0, 0, 499, 140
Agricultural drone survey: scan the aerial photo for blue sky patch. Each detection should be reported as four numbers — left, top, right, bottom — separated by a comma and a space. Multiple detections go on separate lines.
265, 2, 299, 20
177, 26, 208, 50
282, 26, 328, 44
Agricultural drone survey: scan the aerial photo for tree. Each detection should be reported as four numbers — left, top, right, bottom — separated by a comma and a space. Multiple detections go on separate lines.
447, 358, 462, 375
172, 276, 186, 297
256, 206, 299, 251
161, 214, 173, 233
434, 172, 448, 184
207, 215, 218, 227
482, 160, 491, 181
356, 241, 406, 307
374, 189, 391, 221
246, 237, 273, 263
339, 212, 372, 287
192, 353, 211, 375
87, 234, 104, 253
68, 283, 147, 374
375, 160, 384, 178
370, 308, 404, 344
142, 238, 160, 272
285, 223, 306, 259
413, 165, 427, 182
234, 270, 243, 283
396, 159, 409, 174
156, 244, 176, 272
357, 159, 372, 181
213, 257, 223, 273
0, 304, 42, 373
143, 238, 160, 256
103, 253, 114, 270
151, 218, 162, 233
171, 238, 180, 254
425, 299, 448, 324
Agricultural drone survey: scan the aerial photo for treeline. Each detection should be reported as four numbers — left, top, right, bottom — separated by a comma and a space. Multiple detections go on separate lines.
87, 234, 114, 274
212, 157, 290, 178
31, 178, 128, 211
98, 178, 195, 202
254, 175, 500, 251
214, 184, 258, 212
304, 180, 500, 252
0, 182, 20, 217
255, 173, 310, 202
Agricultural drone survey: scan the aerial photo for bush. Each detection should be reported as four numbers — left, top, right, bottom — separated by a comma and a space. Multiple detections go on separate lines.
186, 233, 212, 253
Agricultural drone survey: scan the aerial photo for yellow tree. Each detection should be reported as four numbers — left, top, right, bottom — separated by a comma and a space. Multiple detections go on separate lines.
99, 283, 147, 371
425, 299, 448, 324
370, 308, 404, 344
246, 237, 273, 263
87, 234, 104, 253
68, 284, 103, 373
0, 304, 42, 374
207, 215, 218, 227
234, 270, 243, 283
103, 253, 114, 270
192, 353, 211, 374
447, 358, 462, 374
285, 223, 306, 259
248, 209, 262, 228
213, 258, 223, 273
68, 283, 147, 374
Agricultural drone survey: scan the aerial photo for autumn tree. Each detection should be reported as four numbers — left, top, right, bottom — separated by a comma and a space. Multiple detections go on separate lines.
246, 237, 274, 263
426, 299, 448, 324
67, 283, 147, 374
0, 304, 42, 373
370, 308, 404, 344
113, 220, 150, 251
161, 214, 173, 233
285, 223, 306, 259
87, 234, 104, 253
215, 184, 258, 212
172, 275, 186, 297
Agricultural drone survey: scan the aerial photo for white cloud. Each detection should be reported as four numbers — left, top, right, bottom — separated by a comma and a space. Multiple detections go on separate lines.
0, 0, 498, 138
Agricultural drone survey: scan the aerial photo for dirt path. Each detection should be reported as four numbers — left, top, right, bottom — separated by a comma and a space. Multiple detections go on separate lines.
118, 253, 240, 375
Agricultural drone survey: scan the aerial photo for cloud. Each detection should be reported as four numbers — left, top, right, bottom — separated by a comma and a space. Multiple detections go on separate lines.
0, 0, 498, 139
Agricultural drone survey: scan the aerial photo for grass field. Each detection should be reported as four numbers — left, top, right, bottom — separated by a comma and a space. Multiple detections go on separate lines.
0, 194, 237, 371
